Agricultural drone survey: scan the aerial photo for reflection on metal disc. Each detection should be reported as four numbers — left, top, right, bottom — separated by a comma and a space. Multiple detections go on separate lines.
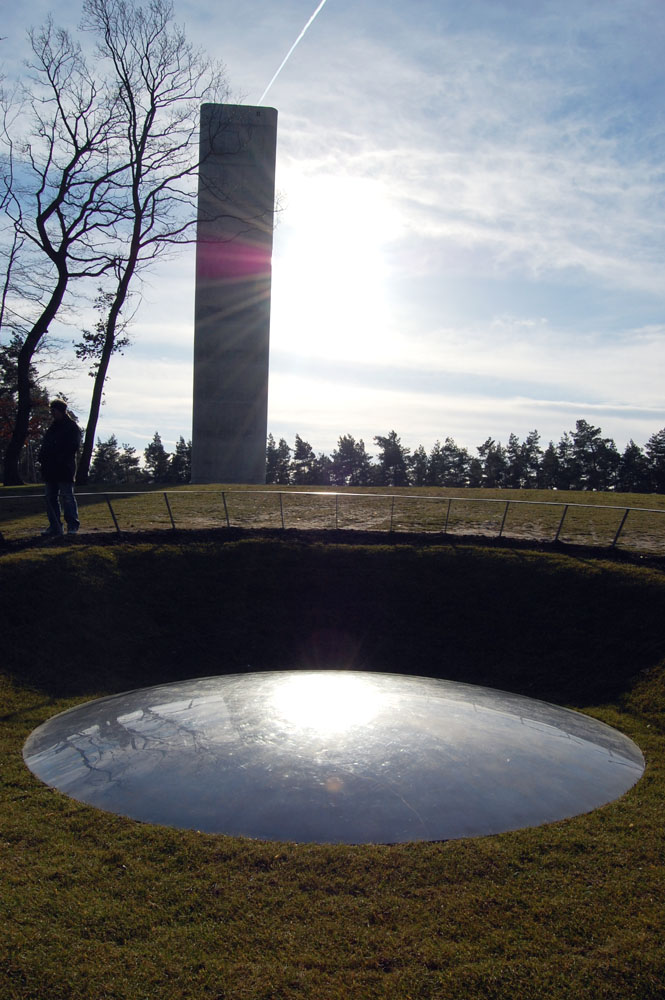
23, 671, 644, 844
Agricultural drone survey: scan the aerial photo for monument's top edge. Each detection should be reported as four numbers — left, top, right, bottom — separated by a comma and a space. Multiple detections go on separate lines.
201, 103, 277, 118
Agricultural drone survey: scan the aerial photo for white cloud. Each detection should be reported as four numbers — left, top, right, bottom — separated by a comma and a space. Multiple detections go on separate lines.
267, 5, 665, 298
266, 362, 665, 458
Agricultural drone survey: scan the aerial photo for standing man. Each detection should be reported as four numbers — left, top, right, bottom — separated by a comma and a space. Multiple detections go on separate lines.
39, 399, 81, 536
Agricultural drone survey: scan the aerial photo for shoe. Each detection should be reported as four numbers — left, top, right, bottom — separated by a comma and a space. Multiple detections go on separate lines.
42, 527, 64, 537
67, 525, 79, 535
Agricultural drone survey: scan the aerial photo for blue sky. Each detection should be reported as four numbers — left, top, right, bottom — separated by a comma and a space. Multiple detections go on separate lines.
3, 0, 665, 459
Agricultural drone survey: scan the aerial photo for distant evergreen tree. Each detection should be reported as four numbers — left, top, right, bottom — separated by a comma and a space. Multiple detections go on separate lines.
645, 429, 665, 493
426, 440, 445, 486
571, 419, 619, 490
540, 442, 559, 489
374, 430, 410, 486
265, 434, 291, 484
467, 456, 483, 488
330, 434, 372, 486
505, 433, 526, 489
315, 452, 333, 485
265, 434, 278, 483
477, 438, 507, 488
408, 445, 428, 486
523, 430, 543, 487
594, 437, 621, 491
291, 434, 319, 485
442, 438, 471, 487
167, 436, 191, 483
505, 431, 542, 489
617, 440, 650, 494
144, 432, 170, 482
89, 435, 122, 484
556, 432, 577, 490
117, 443, 144, 484
427, 440, 466, 488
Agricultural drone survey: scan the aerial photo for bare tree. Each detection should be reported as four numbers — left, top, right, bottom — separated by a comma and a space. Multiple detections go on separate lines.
74, 0, 227, 483
1, 21, 128, 484
0, 118, 20, 335
0, 96, 48, 342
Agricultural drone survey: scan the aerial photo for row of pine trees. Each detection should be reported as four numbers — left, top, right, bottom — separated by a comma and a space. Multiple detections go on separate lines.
85, 420, 665, 493
88, 433, 192, 484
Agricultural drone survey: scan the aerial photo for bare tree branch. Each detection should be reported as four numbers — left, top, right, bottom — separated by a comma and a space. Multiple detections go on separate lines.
76, 0, 230, 483
1, 19, 130, 483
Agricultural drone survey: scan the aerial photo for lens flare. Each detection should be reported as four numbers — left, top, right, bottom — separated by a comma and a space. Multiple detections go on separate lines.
270, 671, 382, 733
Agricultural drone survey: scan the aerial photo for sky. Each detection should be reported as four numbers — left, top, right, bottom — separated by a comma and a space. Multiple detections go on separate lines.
3, 0, 665, 460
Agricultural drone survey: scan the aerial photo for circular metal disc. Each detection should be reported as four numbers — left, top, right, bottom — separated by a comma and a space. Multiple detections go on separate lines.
23, 671, 644, 844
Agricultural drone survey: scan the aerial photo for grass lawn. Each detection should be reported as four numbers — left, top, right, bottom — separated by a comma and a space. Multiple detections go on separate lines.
2, 483, 665, 553
1, 537, 664, 998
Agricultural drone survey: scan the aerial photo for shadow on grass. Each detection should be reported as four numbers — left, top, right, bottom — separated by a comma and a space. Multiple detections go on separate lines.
2, 536, 664, 710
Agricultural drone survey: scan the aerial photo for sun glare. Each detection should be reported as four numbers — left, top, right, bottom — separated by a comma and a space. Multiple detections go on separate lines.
270, 672, 384, 734
272, 173, 401, 362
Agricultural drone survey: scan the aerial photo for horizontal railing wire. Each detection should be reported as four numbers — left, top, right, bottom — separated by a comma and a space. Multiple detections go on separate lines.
1, 488, 665, 552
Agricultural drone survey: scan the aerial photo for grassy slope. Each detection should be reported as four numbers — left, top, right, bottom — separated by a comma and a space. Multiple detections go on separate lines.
1, 539, 664, 999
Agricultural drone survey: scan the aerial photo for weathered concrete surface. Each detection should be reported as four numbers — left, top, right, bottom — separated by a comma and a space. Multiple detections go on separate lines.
192, 105, 278, 484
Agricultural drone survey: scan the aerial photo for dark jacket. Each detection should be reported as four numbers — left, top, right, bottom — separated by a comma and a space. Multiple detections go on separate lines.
39, 416, 81, 483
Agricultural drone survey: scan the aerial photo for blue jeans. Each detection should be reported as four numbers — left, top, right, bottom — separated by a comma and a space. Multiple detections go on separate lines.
45, 481, 80, 533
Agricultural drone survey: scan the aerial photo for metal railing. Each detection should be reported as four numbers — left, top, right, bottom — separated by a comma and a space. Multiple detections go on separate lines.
2, 487, 665, 553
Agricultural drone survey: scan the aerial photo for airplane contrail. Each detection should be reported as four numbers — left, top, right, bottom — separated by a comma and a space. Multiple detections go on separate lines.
258, 0, 330, 105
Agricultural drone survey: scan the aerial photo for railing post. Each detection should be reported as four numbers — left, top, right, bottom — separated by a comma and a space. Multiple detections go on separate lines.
163, 492, 176, 530
105, 495, 121, 535
279, 492, 285, 530
443, 498, 452, 536
554, 504, 569, 543
389, 495, 395, 533
498, 500, 510, 538
221, 491, 230, 528
612, 508, 630, 548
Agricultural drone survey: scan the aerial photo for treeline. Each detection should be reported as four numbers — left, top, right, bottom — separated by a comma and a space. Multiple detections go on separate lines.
87, 433, 191, 485
16, 420, 665, 493
266, 422, 665, 494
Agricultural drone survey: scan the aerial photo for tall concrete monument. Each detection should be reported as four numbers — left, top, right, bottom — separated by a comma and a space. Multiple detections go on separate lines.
192, 104, 278, 484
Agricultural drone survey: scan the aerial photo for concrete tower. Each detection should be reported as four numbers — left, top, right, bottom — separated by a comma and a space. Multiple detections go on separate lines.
192, 104, 278, 484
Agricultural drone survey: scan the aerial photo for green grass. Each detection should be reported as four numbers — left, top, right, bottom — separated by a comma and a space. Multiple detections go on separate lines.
3, 483, 665, 553
1, 538, 665, 998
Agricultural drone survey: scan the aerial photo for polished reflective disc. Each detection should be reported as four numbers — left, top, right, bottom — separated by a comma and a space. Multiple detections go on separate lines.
23, 671, 644, 844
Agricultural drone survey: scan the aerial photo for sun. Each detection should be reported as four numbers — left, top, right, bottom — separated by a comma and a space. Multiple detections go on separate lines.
272, 172, 401, 362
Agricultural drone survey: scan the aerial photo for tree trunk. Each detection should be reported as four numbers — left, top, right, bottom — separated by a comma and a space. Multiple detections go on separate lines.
76, 339, 115, 485
2, 274, 68, 485
76, 263, 135, 484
